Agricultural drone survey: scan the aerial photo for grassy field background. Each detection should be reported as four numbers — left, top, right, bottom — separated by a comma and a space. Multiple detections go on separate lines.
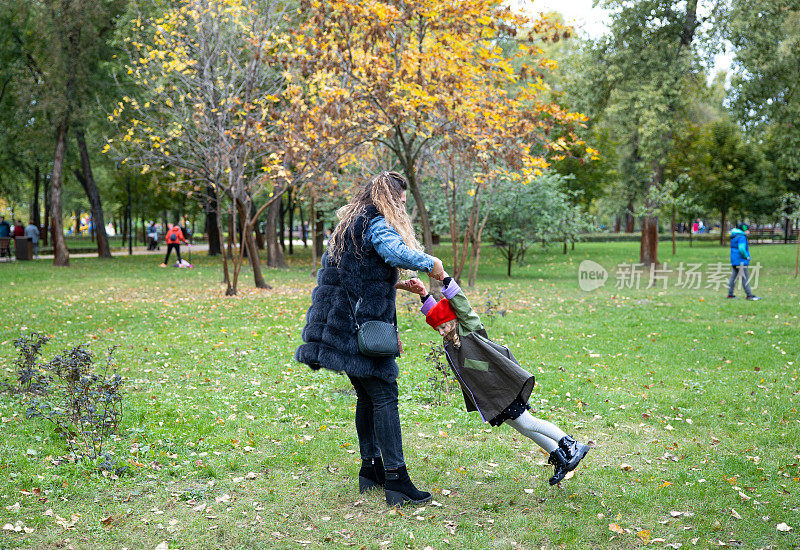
0, 240, 798, 549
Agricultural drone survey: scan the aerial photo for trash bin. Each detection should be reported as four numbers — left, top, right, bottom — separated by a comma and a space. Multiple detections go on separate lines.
15, 237, 33, 260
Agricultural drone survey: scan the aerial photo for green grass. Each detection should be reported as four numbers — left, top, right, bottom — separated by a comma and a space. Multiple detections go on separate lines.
0, 240, 798, 549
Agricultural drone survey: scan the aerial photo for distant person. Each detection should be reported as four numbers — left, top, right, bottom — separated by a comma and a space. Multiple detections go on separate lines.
147, 222, 159, 251
13, 220, 24, 237
691, 220, 699, 234
728, 223, 760, 301
24, 221, 40, 259
161, 222, 187, 267
0, 216, 10, 258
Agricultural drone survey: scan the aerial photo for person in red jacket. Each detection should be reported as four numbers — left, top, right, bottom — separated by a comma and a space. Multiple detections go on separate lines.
160, 223, 187, 267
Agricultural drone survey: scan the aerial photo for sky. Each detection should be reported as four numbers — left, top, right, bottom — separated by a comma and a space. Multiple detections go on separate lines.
513, 0, 734, 78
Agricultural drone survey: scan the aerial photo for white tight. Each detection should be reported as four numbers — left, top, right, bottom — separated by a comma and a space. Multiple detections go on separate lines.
505, 411, 567, 453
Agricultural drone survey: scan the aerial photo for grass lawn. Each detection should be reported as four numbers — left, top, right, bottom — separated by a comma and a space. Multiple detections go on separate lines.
0, 240, 798, 549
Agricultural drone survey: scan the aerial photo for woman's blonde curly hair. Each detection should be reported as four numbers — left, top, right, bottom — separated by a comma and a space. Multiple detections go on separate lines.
328, 171, 423, 262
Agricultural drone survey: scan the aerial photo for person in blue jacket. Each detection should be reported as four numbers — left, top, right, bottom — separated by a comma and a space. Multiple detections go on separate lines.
296, 171, 445, 506
728, 223, 760, 300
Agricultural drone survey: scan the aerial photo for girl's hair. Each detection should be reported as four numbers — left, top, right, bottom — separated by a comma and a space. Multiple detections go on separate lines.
328, 171, 423, 261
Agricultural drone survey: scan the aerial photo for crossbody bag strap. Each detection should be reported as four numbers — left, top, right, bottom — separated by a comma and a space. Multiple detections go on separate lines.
335, 267, 361, 332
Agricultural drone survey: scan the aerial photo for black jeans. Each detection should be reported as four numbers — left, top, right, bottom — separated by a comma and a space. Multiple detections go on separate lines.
164, 243, 182, 264
347, 374, 405, 470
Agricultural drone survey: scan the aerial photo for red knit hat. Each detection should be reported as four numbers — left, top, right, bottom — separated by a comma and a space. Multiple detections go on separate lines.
426, 298, 457, 328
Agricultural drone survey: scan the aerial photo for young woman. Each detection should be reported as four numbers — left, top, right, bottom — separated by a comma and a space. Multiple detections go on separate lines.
295, 171, 445, 506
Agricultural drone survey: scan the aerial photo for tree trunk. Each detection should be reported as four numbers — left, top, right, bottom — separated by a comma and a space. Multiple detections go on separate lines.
507, 249, 512, 277
671, 205, 677, 255
42, 174, 50, 246
237, 199, 270, 289
50, 118, 70, 266
216, 194, 233, 294
625, 200, 635, 233
309, 195, 318, 275
265, 185, 287, 268
720, 208, 727, 246
314, 207, 324, 258
278, 194, 286, 252
74, 129, 111, 258
226, 207, 235, 259
75, 209, 81, 236
252, 200, 265, 250
403, 165, 433, 254
31, 165, 41, 228
614, 215, 620, 233
287, 187, 294, 255
299, 204, 307, 248
205, 185, 221, 255
640, 161, 662, 265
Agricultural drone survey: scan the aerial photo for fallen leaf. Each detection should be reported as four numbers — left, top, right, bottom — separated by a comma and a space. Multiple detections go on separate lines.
100, 515, 114, 526
620, 463, 632, 471
731, 509, 741, 520
215, 494, 230, 504
5, 502, 20, 512
777, 523, 792, 532
609, 523, 624, 534
192, 503, 207, 512
637, 529, 651, 543
155, 542, 169, 550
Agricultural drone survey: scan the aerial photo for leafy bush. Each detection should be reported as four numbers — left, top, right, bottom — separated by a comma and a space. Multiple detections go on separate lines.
1, 333, 51, 394
479, 290, 507, 321
425, 342, 457, 398
15, 337, 125, 462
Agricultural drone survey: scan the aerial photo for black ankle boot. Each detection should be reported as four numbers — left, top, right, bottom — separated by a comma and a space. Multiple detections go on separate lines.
558, 435, 590, 471
358, 457, 385, 493
384, 465, 432, 506
548, 448, 569, 485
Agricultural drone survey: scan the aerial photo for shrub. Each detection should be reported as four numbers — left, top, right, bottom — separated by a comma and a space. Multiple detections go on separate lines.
1, 333, 51, 395
17, 338, 125, 462
425, 341, 457, 397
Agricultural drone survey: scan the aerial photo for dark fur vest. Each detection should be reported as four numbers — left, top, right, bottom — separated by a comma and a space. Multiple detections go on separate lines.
295, 206, 400, 381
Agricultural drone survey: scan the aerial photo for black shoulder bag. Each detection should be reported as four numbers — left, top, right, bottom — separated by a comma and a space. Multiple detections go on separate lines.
337, 270, 401, 358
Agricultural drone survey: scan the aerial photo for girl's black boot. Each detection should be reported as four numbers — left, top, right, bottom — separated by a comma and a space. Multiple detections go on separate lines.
358, 458, 385, 493
548, 449, 569, 485
384, 465, 432, 506
558, 435, 590, 471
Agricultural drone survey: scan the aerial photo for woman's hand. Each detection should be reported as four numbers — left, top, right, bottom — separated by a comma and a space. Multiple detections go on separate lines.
428, 257, 445, 281
395, 278, 427, 295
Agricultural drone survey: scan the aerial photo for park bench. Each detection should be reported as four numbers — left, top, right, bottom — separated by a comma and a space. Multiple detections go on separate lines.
748, 226, 790, 244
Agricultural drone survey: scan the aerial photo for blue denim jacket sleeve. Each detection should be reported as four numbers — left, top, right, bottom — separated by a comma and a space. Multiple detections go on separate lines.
366, 216, 435, 272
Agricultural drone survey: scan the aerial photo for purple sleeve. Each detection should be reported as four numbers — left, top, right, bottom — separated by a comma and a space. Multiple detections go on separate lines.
420, 295, 437, 315
442, 280, 461, 300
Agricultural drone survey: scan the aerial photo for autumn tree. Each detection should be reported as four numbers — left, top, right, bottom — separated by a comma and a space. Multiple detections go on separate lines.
112, 0, 359, 293
292, 0, 586, 256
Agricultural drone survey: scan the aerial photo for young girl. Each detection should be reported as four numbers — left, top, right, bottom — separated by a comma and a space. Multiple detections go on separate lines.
396, 275, 590, 485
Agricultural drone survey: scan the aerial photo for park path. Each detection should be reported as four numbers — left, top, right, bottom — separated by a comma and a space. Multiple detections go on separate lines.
34, 243, 210, 261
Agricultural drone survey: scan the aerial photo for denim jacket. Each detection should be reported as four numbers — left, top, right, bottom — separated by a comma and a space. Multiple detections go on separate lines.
366, 216, 434, 272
